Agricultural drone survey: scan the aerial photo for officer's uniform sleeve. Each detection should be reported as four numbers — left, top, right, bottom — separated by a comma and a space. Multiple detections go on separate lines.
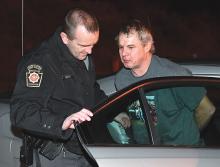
10, 54, 75, 141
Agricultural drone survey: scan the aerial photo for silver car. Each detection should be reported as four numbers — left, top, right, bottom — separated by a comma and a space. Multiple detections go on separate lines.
1, 64, 220, 167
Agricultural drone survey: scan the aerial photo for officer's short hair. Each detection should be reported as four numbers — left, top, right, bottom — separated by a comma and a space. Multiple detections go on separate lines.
63, 9, 99, 40
115, 19, 155, 54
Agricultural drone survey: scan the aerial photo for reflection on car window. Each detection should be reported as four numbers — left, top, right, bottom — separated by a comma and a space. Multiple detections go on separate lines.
107, 99, 150, 144
81, 91, 152, 145
81, 85, 220, 148
127, 100, 150, 144
143, 87, 206, 146
143, 86, 220, 147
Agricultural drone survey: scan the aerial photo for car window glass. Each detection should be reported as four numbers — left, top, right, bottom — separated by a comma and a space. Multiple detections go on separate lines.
80, 90, 152, 145
107, 98, 151, 144
200, 86, 220, 147
143, 85, 220, 147
80, 84, 220, 148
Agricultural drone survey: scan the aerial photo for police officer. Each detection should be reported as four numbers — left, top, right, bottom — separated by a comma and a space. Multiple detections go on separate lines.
10, 9, 106, 167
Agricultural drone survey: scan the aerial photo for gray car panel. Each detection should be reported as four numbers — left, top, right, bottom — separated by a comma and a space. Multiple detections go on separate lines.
1, 64, 220, 167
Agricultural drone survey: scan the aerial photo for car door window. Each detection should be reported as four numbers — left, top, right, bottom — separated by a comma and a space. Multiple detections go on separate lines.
107, 98, 151, 144
80, 84, 220, 148
80, 90, 152, 145
142, 85, 220, 147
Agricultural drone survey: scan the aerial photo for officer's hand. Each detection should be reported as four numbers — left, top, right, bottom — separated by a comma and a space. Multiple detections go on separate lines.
62, 108, 93, 130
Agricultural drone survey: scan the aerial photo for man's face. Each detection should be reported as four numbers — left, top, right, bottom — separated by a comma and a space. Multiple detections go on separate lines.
118, 32, 148, 69
64, 25, 99, 60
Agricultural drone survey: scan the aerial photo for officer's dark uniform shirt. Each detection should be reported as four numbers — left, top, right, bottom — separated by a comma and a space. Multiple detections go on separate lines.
10, 27, 106, 151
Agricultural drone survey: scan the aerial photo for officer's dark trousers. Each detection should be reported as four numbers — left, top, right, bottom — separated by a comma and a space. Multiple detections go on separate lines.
31, 147, 92, 167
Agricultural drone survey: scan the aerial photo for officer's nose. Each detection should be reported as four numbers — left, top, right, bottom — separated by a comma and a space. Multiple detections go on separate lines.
86, 46, 93, 54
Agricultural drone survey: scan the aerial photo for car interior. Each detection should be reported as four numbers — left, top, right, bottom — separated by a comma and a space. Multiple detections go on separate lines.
79, 85, 220, 147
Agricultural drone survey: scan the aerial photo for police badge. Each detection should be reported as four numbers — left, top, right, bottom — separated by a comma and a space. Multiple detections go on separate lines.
26, 64, 43, 87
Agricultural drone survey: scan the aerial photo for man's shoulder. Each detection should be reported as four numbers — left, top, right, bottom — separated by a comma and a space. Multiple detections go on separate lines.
19, 43, 59, 75
23, 46, 50, 63
115, 68, 130, 78
154, 55, 192, 76
23, 28, 61, 64
115, 68, 133, 90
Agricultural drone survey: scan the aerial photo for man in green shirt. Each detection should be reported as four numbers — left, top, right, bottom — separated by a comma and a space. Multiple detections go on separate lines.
114, 19, 215, 145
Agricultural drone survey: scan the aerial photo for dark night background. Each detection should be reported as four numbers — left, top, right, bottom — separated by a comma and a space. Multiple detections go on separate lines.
1, 0, 220, 93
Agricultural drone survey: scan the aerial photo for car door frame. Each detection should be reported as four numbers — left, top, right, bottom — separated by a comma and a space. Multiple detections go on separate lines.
77, 76, 220, 167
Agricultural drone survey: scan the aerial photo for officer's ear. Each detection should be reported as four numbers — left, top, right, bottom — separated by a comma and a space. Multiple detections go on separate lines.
60, 32, 69, 45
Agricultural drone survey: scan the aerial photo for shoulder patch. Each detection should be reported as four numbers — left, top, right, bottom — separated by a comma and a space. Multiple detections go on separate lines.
26, 64, 43, 87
